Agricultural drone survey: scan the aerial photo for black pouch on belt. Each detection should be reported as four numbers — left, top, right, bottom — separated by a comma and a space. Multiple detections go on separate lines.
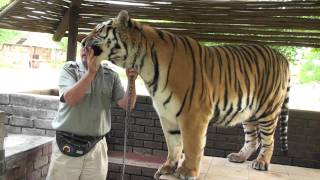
56, 131, 104, 157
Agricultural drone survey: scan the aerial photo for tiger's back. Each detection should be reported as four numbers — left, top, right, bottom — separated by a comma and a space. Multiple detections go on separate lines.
153, 36, 290, 127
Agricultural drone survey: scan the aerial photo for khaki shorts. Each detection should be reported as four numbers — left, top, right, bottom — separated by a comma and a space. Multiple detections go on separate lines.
46, 137, 108, 180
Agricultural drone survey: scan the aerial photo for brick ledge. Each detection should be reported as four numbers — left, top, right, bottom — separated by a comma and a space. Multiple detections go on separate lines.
109, 151, 165, 169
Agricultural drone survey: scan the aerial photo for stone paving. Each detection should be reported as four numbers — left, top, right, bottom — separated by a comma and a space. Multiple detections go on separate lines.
160, 156, 320, 180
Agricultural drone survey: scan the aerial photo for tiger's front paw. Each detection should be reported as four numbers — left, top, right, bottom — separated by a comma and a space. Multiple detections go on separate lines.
174, 166, 198, 180
252, 159, 269, 171
227, 152, 246, 163
154, 163, 177, 180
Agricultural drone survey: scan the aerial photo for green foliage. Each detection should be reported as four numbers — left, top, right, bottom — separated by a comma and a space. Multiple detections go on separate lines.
0, 0, 11, 8
0, 61, 14, 68
52, 35, 82, 55
200, 41, 227, 47
0, 29, 21, 44
56, 36, 68, 52
299, 48, 320, 83
303, 48, 320, 60
271, 46, 299, 63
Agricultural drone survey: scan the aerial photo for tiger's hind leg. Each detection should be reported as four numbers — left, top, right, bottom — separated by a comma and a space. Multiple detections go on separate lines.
227, 121, 260, 163
154, 116, 183, 179
252, 114, 278, 171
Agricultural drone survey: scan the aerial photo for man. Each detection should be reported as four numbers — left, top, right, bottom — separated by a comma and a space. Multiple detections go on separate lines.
46, 38, 137, 180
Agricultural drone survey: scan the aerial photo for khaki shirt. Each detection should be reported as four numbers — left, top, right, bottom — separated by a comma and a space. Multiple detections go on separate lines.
52, 61, 124, 136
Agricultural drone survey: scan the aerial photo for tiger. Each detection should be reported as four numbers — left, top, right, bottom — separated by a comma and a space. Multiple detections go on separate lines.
82, 10, 290, 180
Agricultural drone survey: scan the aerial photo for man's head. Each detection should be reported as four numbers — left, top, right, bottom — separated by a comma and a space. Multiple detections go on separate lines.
77, 35, 99, 69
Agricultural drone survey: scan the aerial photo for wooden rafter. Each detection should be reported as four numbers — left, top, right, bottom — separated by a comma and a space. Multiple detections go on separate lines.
0, 0, 320, 48
52, 9, 70, 42
0, 0, 23, 18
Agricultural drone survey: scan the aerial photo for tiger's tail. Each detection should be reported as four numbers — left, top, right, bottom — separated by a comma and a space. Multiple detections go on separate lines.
279, 78, 290, 156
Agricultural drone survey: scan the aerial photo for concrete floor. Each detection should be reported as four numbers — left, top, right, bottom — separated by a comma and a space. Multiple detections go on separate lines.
160, 156, 320, 180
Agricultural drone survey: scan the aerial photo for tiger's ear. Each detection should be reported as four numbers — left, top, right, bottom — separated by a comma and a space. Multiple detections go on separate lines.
116, 10, 130, 28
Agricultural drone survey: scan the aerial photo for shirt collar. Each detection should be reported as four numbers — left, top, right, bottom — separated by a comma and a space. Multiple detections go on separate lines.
78, 61, 103, 75
78, 61, 87, 73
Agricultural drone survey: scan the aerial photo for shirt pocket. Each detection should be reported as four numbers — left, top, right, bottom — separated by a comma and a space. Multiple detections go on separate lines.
102, 75, 114, 98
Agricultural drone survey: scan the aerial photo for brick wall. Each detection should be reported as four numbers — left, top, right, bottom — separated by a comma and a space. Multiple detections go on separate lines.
0, 111, 6, 180
4, 142, 52, 180
0, 93, 319, 169
0, 93, 58, 137
108, 96, 320, 169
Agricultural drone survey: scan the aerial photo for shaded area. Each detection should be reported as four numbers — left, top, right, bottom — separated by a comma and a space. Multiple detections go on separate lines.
0, 0, 320, 47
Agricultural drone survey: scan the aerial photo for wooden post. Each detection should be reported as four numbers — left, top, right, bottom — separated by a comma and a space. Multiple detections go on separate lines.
66, 0, 81, 61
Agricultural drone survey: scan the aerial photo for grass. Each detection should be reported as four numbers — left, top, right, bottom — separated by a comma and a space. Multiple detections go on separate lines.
0, 62, 14, 69
299, 59, 320, 83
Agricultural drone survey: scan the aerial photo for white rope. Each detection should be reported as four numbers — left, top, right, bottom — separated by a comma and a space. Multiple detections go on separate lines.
120, 76, 135, 180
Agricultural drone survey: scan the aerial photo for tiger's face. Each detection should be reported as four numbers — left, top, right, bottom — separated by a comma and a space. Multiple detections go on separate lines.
82, 10, 137, 69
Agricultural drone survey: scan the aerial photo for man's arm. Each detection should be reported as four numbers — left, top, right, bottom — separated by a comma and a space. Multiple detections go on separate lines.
63, 72, 96, 107
64, 48, 99, 107
117, 68, 138, 111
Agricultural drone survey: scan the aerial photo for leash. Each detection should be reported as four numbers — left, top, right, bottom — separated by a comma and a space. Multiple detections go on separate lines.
120, 75, 135, 180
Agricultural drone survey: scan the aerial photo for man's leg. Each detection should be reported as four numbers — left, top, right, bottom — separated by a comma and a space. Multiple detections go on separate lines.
80, 137, 108, 180
46, 140, 84, 180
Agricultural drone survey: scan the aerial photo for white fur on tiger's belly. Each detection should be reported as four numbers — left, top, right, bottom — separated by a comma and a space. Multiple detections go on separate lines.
152, 92, 181, 127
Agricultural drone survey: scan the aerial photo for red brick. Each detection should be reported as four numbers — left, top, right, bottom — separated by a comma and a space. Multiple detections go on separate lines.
41, 164, 49, 177
26, 147, 43, 162
42, 143, 52, 155
48, 154, 52, 163
27, 169, 41, 180
34, 156, 48, 169
14, 167, 26, 179
5, 169, 16, 180
26, 161, 34, 175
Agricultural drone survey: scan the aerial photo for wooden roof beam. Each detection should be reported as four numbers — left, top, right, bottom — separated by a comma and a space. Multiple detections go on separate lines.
52, 8, 70, 42
0, 0, 23, 18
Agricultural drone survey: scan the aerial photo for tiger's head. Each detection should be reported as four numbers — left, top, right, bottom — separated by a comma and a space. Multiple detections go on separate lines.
82, 10, 142, 69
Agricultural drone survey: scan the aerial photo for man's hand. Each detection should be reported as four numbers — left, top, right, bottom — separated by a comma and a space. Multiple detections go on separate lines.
117, 68, 138, 111
64, 47, 98, 107
84, 47, 99, 75
126, 68, 138, 80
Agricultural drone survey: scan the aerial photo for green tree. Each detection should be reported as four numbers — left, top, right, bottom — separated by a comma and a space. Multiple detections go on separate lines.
271, 46, 300, 63
0, 1, 22, 44
0, 29, 21, 44
0, 0, 10, 8
58, 37, 68, 52
299, 48, 320, 83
